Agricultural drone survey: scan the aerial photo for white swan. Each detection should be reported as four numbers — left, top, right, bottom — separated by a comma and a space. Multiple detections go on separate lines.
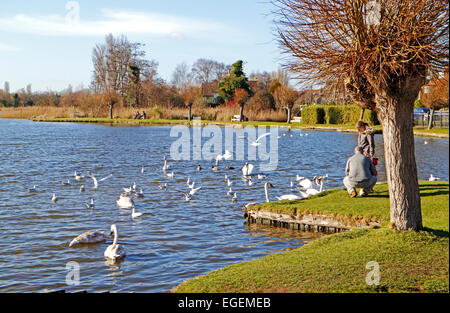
276, 194, 305, 201
69, 230, 107, 247
429, 174, 440, 182
298, 177, 313, 190
116, 193, 135, 209
131, 207, 143, 219
87, 171, 112, 189
264, 182, 275, 202
104, 224, 126, 261
242, 162, 254, 177
163, 156, 170, 171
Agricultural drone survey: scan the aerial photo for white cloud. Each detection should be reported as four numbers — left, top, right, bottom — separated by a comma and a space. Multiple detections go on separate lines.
0, 9, 223, 39
0, 42, 22, 52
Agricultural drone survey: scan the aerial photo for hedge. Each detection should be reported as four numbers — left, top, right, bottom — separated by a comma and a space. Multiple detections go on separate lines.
301, 105, 379, 125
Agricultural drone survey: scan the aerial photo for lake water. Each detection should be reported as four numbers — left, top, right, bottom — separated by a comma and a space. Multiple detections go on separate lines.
0, 119, 448, 292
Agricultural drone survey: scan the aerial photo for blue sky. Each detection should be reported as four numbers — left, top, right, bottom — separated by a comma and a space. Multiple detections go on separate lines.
0, 1, 283, 92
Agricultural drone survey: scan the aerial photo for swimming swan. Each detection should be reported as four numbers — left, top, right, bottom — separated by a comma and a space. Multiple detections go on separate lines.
116, 193, 135, 209
242, 163, 254, 177
131, 207, 143, 219
263, 182, 275, 202
104, 224, 126, 261
69, 230, 107, 247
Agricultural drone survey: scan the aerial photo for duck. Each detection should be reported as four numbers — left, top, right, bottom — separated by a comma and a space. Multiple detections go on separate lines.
116, 193, 135, 209
69, 230, 108, 247
85, 199, 95, 209
104, 224, 126, 261
225, 166, 235, 170
211, 165, 219, 171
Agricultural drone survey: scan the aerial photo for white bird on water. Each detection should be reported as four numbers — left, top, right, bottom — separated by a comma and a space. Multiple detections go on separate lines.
87, 171, 113, 189
28, 185, 38, 193
163, 156, 170, 171
263, 182, 275, 202
104, 224, 126, 261
69, 230, 108, 247
242, 162, 254, 177
116, 193, 135, 209
429, 174, 440, 182
166, 171, 174, 179
74, 171, 84, 181
232, 193, 238, 202
131, 207, 143, 219
62, 180, 71, 186
215, 150, 233, 166
79, 185, 85, 192
85, 199, 95, 209
51, 193, 58, 202
135, 188, 144, 198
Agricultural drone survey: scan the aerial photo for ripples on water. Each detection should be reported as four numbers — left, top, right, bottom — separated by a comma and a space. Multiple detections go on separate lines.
0, 119, 448, 292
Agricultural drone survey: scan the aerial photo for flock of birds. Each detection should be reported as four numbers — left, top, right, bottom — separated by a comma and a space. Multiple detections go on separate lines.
25, 132, 443, 263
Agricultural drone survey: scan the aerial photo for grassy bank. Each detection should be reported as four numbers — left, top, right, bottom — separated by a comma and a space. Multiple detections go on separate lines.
173, 182, 449, 293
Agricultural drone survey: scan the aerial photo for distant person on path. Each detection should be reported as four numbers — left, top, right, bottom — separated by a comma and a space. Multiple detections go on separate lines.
134, 111, 141, 119
343, 146, 377, 198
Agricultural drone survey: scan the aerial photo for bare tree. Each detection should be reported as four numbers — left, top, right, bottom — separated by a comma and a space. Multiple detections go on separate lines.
180, 86, 200, 121
171, 62, 193, 90
273, 0, 449, 230
278, 85, 298, 123
421, 71, 449, 129
191, 58, 230, 84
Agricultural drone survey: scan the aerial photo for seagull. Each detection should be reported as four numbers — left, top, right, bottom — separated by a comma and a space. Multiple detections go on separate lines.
141, 166, 145, 174
197, 165, 202, 171
215, 150, 233, 166
79, 185, 85, 192
166, 171, 174, 179
135, 188, 144, 198
123, 186, 133, 194
232, 193, 238, 202
257, 174, 267, 180
158, 183, 168, 190
85, 199, 95, 209
227, 178, 233, 187
188, 181, 196, 189
185, 193, 193, 201
242, 162, 254, 177
28, 185, 38, 193
74, 171, 84, 181
211, 165, 219, 171
244, 133, 271, 147
62, 180, 71, 186
51, 193, 58, 202
131, 207, 143, 219
87, 171, 112, 189
429, 174, 440, 182
189, 186, 202, 196
227, 187, 233, 196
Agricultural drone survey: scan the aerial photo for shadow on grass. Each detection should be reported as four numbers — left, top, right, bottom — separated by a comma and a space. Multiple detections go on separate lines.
420, 190, 449, 197
423, 227, 449, 238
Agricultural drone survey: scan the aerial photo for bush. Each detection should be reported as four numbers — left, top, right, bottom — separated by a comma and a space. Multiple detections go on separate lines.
301, 105, 379, 125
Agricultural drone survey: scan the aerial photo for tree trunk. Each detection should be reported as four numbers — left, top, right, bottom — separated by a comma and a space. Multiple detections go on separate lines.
188, 104, 192, 121
427, 108, 434, 130
109, 101, 114, 119
377, 94, 422, 231
287, 107, 292, 123
359, 108, 365, 121
239, 105, 244, 122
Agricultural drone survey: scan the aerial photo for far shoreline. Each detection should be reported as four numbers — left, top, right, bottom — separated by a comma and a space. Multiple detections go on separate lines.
4, 116, 448, 139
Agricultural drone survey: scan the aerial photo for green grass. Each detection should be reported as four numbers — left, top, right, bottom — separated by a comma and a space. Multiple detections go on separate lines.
173, 182, 449, 293
32, 118, 448, 137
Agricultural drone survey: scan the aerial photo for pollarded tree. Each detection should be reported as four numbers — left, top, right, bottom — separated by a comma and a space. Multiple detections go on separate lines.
234, 88, 249, 122
180, 86, 201, 121
273, 0, 449, 230
277, 85, 298, 124
421, 71, 449, 129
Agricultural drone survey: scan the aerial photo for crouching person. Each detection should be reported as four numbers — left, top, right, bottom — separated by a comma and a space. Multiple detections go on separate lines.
343, 146, 377, 198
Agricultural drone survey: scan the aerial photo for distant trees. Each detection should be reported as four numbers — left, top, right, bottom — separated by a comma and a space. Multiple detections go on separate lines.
191, 58, 230, 84
180, 86, 201, 121
171, 62, 193, 90
91, 34, 157, 118
277, 85, 298, 123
